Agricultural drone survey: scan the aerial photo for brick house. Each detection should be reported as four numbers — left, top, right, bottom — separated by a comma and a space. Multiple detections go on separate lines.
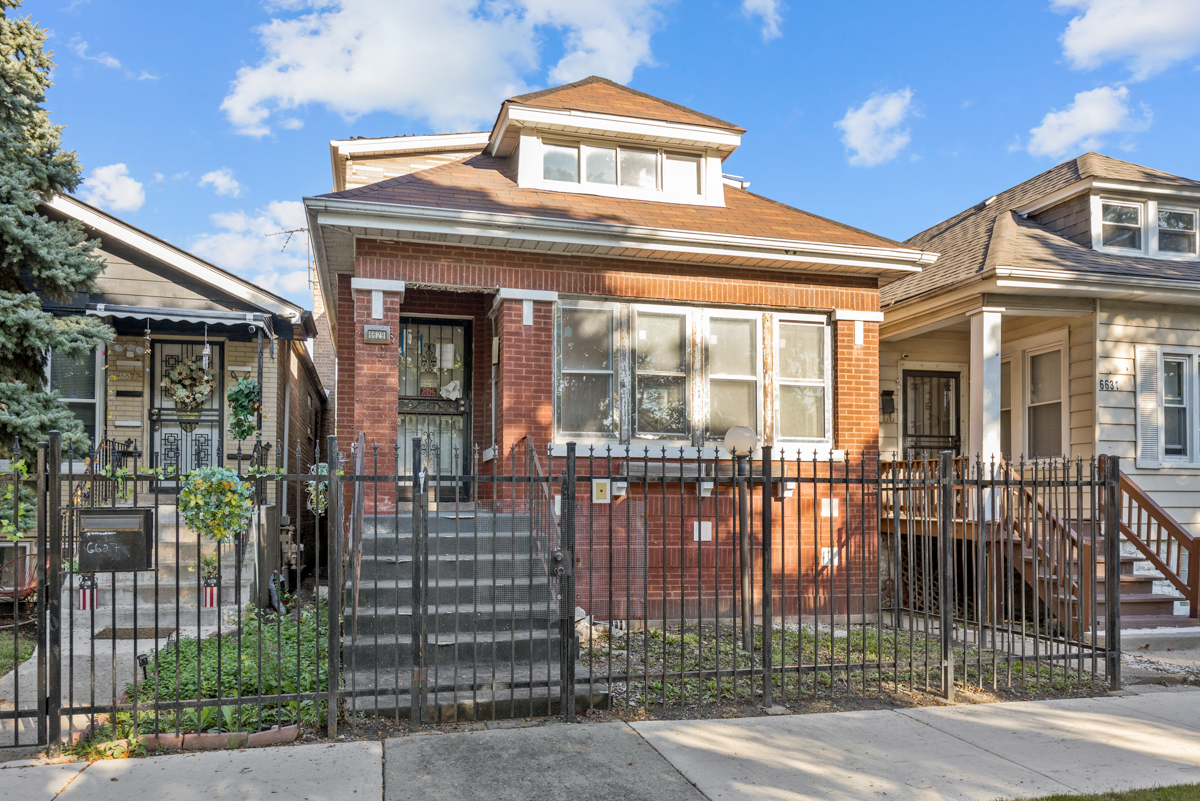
305, 77, 934, 618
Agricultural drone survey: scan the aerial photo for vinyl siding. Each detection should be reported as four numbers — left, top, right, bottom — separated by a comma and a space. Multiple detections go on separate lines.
1097, 301, 1200, 535
878, 332, 969, 458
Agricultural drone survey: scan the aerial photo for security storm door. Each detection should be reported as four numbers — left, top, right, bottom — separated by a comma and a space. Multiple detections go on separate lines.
398, 319, 470, 498
150, 340, 224, 476
902, 370, 961, 460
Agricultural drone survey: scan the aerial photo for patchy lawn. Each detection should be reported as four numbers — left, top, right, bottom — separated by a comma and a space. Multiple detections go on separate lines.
1022, 784, 1200, 800
0, 626, 35, 680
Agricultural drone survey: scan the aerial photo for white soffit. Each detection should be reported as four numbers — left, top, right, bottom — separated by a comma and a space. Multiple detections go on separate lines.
489, 104, 742, 157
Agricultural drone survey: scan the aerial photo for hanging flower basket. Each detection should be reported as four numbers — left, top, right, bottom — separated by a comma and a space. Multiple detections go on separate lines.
160, 357, 216, 433
179, 467, 254, 544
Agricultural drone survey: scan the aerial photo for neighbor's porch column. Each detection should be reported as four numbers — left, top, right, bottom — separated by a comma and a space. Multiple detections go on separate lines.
967, 307, 1003, 462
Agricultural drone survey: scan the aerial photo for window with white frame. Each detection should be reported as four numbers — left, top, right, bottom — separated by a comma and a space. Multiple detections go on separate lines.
558, 306, 617, 437
1159, 208, 1198, 255
542, 139, 703, 198
707, 316, 759, 440
1097, 197, 1200, 258
1163, 357, 1189, 457
555, 302, 831, 448
1027, 348, 1064, 458
1101, 201, 1142, 250
633, 309, 689, 438
47, 347, 101, 448
1000, 359, 1012, 458
776, 321, 826, 440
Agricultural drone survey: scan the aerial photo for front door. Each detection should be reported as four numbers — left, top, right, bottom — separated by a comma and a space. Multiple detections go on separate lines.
150, 340, 224, 476
397, 319, 470, 498
902, 370, 960, 460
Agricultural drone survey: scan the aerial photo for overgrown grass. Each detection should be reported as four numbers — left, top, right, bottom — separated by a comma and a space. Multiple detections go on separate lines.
1021, 784, 1200, 800
0, 628, 35, 680
581, 621, 1104, 708
67, 601, 338, 749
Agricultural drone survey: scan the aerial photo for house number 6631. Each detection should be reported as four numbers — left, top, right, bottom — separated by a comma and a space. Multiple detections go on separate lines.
1098, 378, 1121, 391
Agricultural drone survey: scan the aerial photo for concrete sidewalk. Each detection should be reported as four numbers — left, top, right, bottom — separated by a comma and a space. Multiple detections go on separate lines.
5, 685, 1200, 801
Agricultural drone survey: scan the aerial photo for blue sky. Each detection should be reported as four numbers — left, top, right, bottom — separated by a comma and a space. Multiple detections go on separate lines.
34, 0, 1200, 308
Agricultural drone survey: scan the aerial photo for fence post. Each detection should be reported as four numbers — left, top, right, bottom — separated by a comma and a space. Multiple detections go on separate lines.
938, 450, 955, 702
559, 442, 577, 722
45, 432, 62, 751
410, 438, 427, 730
1104, 455, 1121, 690
760, 447, 773, 708
325, 434, 341, 738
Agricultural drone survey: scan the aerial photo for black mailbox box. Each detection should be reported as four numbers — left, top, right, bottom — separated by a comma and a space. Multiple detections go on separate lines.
77, 509, 154, 573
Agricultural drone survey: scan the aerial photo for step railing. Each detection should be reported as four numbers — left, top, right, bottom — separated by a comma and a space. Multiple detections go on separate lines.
1104, 464, 1198, 619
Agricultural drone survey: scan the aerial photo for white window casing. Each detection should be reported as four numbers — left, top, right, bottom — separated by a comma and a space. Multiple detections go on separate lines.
1135, 344, 1163, 469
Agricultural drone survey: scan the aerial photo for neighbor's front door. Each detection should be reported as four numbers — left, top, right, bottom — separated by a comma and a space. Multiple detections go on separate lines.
397, 319, 470, 498
902, 370, 960, 461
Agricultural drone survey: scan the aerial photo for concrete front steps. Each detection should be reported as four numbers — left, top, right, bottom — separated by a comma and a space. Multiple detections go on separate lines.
344, 505, 608, 720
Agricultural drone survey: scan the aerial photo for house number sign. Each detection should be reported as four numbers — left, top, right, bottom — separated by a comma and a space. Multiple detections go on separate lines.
363, 325, 392, 344
1098, 377, 1124, 391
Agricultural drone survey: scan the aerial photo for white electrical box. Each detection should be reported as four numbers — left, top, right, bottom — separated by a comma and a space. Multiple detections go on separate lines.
693, 521, 713, 542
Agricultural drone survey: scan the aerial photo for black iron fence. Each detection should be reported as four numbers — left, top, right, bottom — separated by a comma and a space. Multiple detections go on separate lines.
2, 434, 1121, 751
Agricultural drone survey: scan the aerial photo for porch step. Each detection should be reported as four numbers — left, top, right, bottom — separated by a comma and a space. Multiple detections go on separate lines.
344, 630, 563, 666
1097, 593, 1181, 617
1098, 614, 1200, 630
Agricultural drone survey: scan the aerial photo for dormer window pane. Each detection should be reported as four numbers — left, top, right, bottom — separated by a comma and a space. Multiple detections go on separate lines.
665, 153, 701, 196
584, 146, 616, 185
619, 148, 657, 190
543, 144, 579, 183
1101, 201, 1142, 249
1159, 209, 1197, 254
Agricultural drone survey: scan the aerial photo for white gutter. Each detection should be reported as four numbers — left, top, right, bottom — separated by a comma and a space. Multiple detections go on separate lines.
991, 266, 1200, 298
304, 196, 937, 274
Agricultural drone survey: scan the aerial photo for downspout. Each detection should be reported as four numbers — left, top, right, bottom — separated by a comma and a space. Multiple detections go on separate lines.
1093, 298, 1101, 459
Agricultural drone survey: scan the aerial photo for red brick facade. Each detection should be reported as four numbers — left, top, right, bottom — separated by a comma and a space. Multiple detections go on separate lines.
332, 239, 882, 617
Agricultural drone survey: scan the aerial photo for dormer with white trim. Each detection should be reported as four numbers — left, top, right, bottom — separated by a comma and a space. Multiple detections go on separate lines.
487, 76, 743, 208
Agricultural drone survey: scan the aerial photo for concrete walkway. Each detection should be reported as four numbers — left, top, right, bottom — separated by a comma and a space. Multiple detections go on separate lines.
4, 686, 1200, 801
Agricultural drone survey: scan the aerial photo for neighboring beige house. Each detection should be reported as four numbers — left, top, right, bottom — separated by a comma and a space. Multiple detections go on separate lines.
880, 153, 1200, 533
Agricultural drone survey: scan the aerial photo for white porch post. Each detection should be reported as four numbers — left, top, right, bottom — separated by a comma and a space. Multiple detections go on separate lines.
968, 308, 1003, 462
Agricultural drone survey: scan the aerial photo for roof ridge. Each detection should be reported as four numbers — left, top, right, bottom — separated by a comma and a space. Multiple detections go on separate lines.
507, 75, 744, 132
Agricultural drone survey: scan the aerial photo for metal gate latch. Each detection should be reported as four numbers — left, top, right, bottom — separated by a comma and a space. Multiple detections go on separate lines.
550, 549, 573, 579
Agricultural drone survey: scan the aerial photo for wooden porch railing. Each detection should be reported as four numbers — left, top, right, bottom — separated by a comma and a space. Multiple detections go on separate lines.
1106, 466, 1198, 620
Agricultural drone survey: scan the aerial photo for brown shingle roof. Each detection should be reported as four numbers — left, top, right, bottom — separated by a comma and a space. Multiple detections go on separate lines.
507, 76, 745, 133
320, 153, 898, 249
884, 153, 1200, 305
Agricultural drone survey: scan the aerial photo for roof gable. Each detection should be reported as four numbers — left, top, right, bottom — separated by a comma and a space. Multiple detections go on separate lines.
885, 153, 1200, 306
507, 76, 744, 133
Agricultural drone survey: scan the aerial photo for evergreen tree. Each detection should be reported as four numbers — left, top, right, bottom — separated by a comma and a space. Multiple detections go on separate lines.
0, 0, 112, 459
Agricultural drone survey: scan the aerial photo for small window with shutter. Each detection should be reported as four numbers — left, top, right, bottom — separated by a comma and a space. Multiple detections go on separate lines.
1134, 346, 1199, 468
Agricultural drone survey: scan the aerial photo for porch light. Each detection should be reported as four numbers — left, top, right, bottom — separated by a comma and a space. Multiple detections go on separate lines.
723, 426, 757, 457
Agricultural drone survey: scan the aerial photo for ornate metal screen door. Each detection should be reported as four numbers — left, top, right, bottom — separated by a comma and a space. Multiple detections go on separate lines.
398, 320, 470, 500
150, 341, 224, 477
902, 369, 961, 460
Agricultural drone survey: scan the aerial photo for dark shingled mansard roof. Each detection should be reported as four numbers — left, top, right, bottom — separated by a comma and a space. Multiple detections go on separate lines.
884, 153, 1200, 306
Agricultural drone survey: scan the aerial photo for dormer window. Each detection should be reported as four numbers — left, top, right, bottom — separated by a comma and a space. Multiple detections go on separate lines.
1159, 208, 1197, 255
1101, 201, 1141, 250
1095, 197, 1200, 259
540, 138, 703, 199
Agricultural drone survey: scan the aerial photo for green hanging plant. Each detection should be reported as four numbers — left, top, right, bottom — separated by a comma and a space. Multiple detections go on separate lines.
179, 466, 254, 543
227, 378, 262, 441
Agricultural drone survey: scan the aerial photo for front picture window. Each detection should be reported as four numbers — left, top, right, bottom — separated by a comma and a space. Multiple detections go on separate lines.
634, 312, 688, 437
559, 308, 615, 435
708, 318, 757, 439
777, 322, 825, 440
48, 347, 98, 448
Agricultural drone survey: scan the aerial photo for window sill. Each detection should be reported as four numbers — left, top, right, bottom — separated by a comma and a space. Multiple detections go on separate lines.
548, 443, 845, 461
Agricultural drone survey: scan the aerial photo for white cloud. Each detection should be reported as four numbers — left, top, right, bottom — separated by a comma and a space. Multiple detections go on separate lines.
1053, 0, 1200, 80
1026, 85, 1151, 158
834, 88, 915, 167
71, 38, 121, 70
741, 0, 783, 41
79, 164, 145, 213
221, 0, 664, 136
191, 201, 311, 304
199, 168, 244, 198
